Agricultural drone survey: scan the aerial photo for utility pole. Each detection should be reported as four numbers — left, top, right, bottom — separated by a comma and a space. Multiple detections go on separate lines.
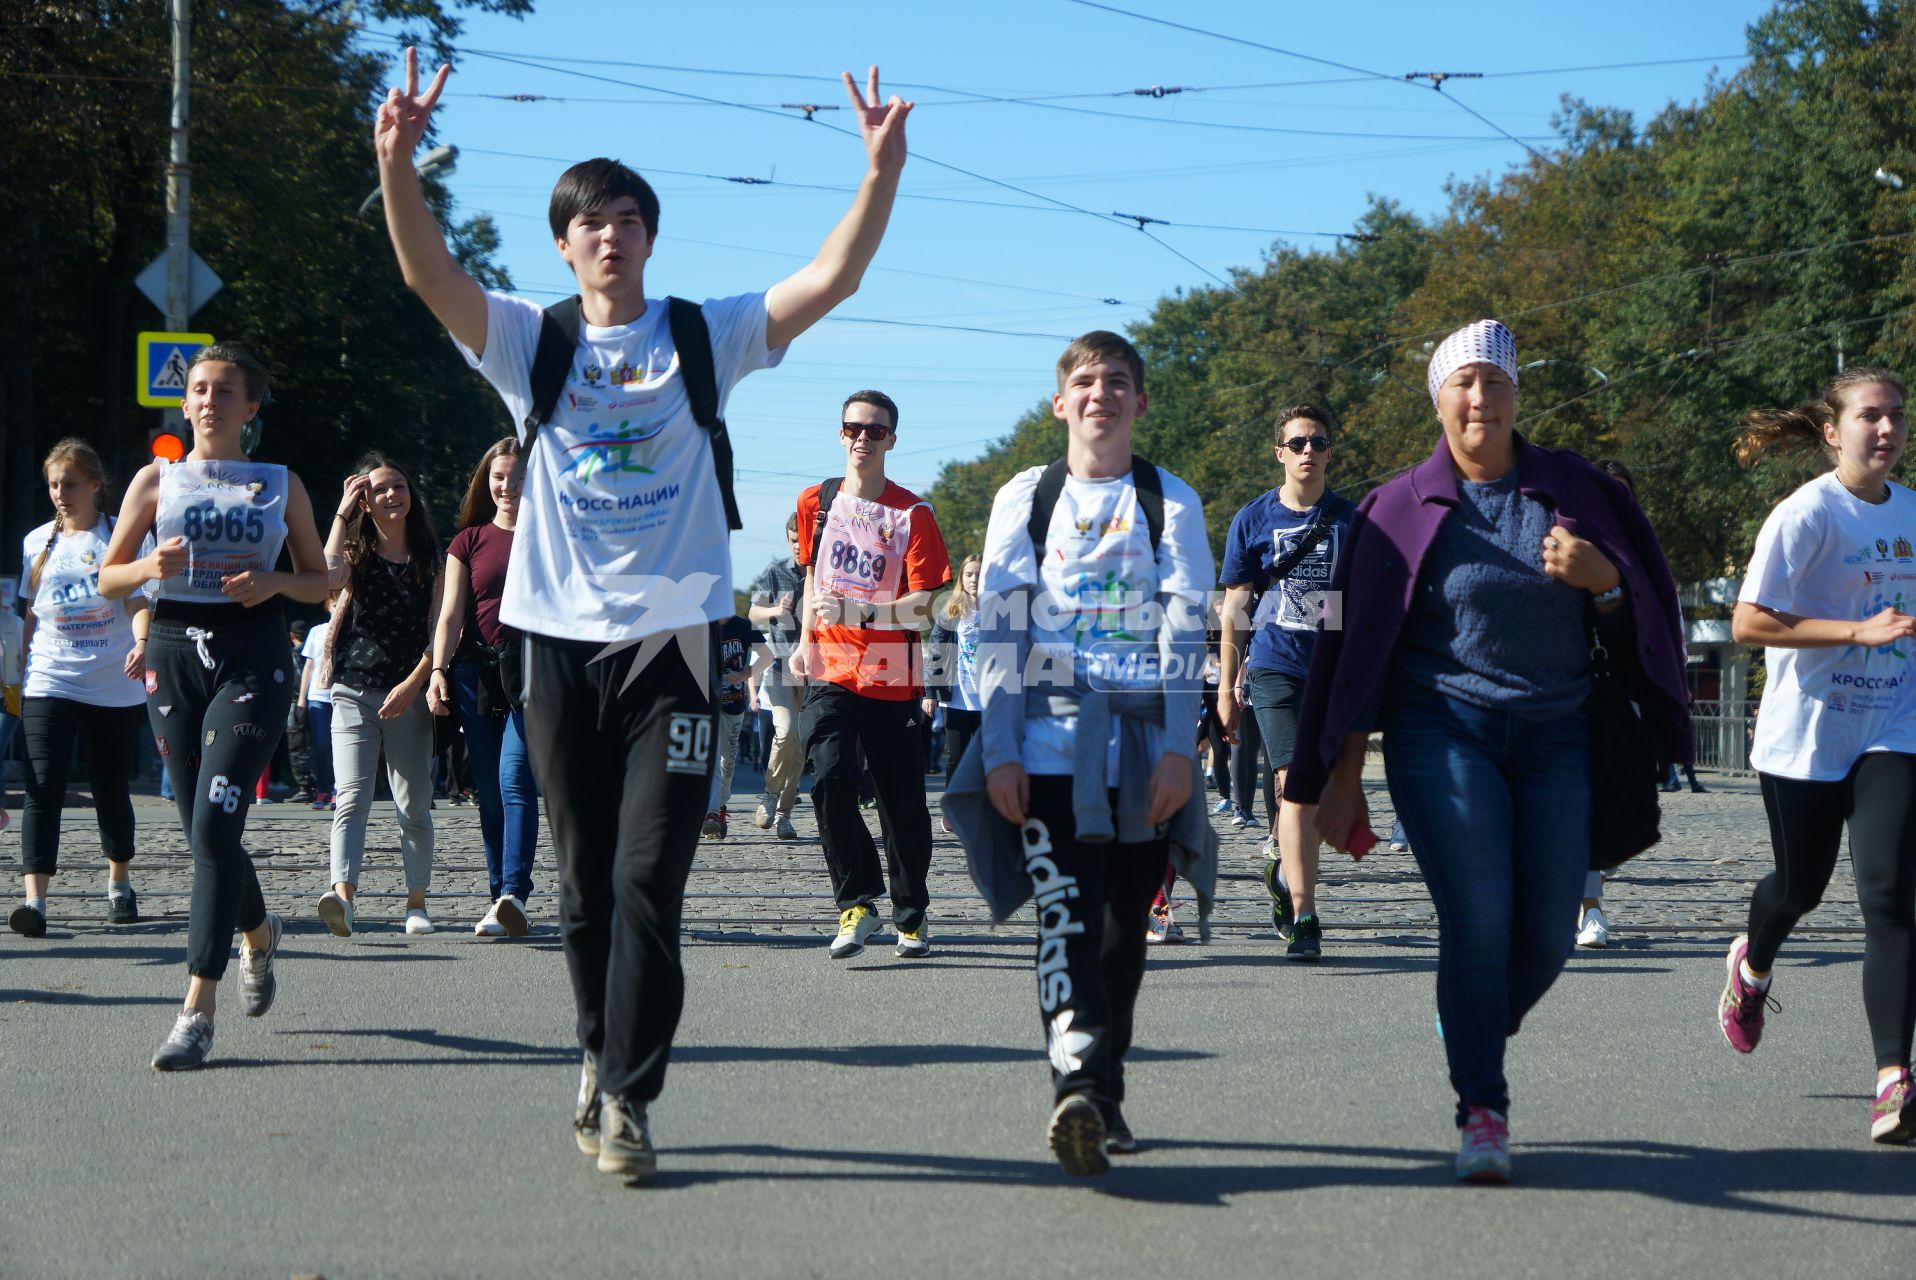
165, 0, 191, 331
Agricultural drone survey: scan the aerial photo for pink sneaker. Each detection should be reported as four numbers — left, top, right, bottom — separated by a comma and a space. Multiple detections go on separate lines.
1872, 1073, 1915, 1144
1718, 934, 1776, 1054
1456, 1106, 1509, 1183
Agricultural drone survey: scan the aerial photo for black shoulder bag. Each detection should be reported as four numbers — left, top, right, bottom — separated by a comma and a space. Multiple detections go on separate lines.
1585, 617, 1664, 871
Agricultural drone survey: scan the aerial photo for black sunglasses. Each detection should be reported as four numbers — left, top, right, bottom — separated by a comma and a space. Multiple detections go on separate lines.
1281, 436, 1331, 454
841, 421, 894, 441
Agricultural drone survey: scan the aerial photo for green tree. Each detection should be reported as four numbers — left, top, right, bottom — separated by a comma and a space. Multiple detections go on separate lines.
1, 0, 520, 568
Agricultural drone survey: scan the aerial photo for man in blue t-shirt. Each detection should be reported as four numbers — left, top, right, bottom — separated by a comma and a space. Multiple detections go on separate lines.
1217, 404, 1355, 961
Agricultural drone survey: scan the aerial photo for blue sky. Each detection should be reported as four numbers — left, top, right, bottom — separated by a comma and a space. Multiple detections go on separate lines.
362, 0, 1775, 583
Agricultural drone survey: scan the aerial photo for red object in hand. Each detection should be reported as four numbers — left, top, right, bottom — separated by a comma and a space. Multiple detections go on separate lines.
1347, 824, 1378, 859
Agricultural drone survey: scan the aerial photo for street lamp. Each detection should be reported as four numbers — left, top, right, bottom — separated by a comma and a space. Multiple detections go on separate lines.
358, 145, 458, 217
1875, 166, 1905, 191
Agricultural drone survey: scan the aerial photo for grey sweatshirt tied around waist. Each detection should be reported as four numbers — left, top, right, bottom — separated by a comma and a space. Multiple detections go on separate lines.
942, 584, 1218, 933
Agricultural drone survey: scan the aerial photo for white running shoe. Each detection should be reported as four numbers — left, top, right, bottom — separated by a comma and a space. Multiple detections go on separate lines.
1576, 907, 1613, 949
317, 890, 354, 937
494, 894, 529, 937
829, 904, 880, 959
474, 902, 507, 937
404, 907, 435, 936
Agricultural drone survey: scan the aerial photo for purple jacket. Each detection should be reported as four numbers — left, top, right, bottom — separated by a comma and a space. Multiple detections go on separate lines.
1284, 434, 1694, 803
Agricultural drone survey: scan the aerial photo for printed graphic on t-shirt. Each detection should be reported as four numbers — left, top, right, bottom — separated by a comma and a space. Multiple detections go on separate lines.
1256, 522, 1339, 632
1039, 483, 1155, 689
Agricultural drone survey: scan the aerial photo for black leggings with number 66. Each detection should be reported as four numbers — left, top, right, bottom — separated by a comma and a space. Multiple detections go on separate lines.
145, 605, 295, 980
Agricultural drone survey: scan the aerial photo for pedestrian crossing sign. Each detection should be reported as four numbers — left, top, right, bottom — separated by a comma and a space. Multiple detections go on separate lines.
136, 331, 215, 407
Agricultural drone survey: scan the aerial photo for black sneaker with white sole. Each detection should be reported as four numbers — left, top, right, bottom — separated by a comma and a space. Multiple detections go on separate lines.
107, 888, 139, 925
597, 1094, 656, 1181
1047, 1093, 1111, 1176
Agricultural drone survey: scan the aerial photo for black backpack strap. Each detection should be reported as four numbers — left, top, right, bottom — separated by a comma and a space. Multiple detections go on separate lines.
666, 296, 742, 532
1025, 460, 1071, 565
515, 295, 581, 489
1129, 454, 1164, 551
810, 477, 843, 571
526, 295, 581, 439
1027, 455, 1164, 567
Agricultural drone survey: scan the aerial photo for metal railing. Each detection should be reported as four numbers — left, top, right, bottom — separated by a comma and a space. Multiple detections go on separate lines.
1689, 700, 1756, 775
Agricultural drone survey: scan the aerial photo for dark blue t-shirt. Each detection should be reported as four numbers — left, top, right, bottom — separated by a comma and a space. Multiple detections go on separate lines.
717, 615, 756, 714
1219, 488, 1356, 680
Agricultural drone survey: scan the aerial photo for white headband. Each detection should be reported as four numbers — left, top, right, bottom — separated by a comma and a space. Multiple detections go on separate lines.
1427, 319, 1518, 405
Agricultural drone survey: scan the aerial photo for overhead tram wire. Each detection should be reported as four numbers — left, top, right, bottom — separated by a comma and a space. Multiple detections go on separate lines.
351, 27, 1745, 99
1058, 0, 1554, 164
437, 50, 1254, 291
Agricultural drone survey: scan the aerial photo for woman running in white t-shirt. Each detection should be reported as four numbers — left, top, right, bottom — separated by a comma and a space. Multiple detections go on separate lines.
99, 342, 332, 1070
1721, 367, 1916, 1144
10, 439, 152, 937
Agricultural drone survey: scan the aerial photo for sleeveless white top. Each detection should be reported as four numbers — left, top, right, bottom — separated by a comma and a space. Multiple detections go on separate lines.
154, 459, 290, 604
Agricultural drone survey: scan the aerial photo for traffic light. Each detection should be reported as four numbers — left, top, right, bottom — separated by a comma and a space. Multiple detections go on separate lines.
149, 420, 187, 461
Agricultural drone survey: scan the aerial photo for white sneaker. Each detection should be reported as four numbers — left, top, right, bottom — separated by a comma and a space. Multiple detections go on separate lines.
1260, 834, 1278, 860
404, 907, 435, 936
829, 904, 880, 959
494, 894, 529, 937
474, 902, 507, 937
1576, 907, 1612, 949
754, 803, 775, 830
317, 890, 354, 937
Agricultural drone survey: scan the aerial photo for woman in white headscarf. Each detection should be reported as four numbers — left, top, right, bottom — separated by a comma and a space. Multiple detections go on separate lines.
1285, 320, 1692, 1183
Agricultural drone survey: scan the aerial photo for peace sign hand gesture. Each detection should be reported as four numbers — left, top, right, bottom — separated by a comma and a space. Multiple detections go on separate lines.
840, 65, 911, 179
374, 46, 450, 167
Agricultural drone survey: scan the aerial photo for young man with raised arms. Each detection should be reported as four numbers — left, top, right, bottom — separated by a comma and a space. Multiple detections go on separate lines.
374, 48, 909, 1182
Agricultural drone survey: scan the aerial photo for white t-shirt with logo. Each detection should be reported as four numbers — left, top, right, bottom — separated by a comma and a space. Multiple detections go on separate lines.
458, 291, 786, 644
981, 465, 1213, 780
19, 521, 152, 706
1742, 471, 1916, 780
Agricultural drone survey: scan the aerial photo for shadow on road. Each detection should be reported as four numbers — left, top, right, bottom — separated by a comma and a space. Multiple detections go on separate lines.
673, 1043, 1210, 1068
654, 1137, 1916, 1219
0, 988, 179, 1007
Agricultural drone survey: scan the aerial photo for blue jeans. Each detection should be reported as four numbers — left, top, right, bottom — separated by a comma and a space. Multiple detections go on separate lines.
1382, 684, 1590, 1126
305, 701, 334, 794
452, 662, 539, 902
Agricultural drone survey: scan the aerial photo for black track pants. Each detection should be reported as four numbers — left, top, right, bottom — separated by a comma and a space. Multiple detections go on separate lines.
523, 628, 717, 1105
1024, 776, 1169, 1113
19, 696, 144, 876
802, 682, 934, 932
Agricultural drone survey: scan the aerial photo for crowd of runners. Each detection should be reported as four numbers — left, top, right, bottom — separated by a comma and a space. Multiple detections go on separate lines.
2, 50, 1914, 1186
